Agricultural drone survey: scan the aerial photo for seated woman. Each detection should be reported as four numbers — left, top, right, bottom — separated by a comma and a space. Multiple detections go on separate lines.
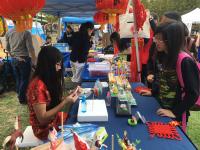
110, 32, 131, 61
27, 46, 81, 140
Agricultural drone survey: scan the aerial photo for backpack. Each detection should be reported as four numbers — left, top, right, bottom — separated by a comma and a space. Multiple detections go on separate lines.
176, 51, 200, 111
176, 51, 200, 132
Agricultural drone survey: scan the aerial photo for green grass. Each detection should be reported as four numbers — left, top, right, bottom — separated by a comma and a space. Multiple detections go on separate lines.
0, 91, 200, 149
0, 91, 29, 150
187, 111, 200, 149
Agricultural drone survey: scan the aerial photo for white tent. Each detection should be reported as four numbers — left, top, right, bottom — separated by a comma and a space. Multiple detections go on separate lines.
181, 8, 200, 34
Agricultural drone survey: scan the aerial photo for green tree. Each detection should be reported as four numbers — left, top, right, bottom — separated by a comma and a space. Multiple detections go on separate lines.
46, 14, 59, 24
141, 0, 200, 17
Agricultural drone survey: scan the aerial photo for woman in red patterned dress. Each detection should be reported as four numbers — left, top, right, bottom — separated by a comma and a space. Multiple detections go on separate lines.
27, 46, 80, 140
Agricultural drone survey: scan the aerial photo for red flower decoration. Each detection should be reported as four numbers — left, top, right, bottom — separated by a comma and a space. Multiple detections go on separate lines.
134, 0, 147, 31
146, 122, 182, 140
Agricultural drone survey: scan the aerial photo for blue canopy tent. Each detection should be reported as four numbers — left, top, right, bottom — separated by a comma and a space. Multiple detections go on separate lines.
60, 16, 94, 39
42, 0, 96, 76
42, 0, 96, 41
61, 16, 93, 24
42, 0, 96, 17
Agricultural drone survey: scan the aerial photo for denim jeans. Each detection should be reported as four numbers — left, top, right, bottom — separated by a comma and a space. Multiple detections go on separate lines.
11, 57, 31, 102
70, 61, 85, 83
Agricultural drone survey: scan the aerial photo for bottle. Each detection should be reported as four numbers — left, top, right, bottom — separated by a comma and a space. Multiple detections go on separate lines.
81, 95, 87, 113
65, 43, 69, 52
106, 91, 111, 107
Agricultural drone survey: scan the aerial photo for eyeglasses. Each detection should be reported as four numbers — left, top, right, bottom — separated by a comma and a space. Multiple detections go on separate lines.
56, 62, 62, 66
153, 37, 166, 43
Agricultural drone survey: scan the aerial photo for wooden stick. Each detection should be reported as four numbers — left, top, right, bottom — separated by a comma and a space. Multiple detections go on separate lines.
92, 98, 94, 112
112, 134, 114, 150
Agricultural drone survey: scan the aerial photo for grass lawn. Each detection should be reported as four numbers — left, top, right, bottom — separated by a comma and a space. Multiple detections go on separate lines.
0, 91, 199, 149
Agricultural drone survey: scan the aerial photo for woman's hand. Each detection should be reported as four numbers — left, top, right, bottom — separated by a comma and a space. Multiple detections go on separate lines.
147, 74, 154, 83
69, 86, 82, 96
76, 86, 83, 96
156, 108, 176, 118
139, 90, 152, 96
64, 92, 79, 104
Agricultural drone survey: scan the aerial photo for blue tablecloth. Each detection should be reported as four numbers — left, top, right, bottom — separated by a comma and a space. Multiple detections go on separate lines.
62, 52, 71, 68
68, 82, 197, 150
81, 64, 108, 82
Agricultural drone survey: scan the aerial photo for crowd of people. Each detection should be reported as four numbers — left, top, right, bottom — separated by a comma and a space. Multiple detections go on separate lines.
3, 10, 200, 141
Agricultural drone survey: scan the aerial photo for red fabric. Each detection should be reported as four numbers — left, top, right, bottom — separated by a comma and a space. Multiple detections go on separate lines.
73, 132, 90, 150
134, 86, 151, 93
93, 12, 109, 24
141, 29, 153, 65
130, 38, 143, 82
57, 112, 68, 125
115, 14, 120, 32
87, 58, 96, 62
27, 77, 63, 140
114, 43, 119, 55
146, 122, 182, 140
133, 0, 146, 31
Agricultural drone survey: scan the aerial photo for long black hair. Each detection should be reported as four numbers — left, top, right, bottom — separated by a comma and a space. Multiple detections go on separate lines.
155, 22, 185, 69
79, 22, 94, 37
110, 32, 120, 48
33, 46, 64, 109
164, 11, 182, 22
110, 32, 129, 52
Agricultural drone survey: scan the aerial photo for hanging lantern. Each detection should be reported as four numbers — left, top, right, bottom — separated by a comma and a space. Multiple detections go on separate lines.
93, 12, 109, 25
96, 0, 129, 14
0, 16, 7, 36
0, 0, 45, 32
108, 14, 117, 25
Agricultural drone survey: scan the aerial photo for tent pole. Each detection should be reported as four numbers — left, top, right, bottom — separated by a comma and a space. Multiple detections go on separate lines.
57, 12, 61, 39
132, 0, 141, 81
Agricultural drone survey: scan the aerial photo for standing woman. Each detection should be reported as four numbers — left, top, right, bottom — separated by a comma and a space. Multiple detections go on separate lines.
70, 22, 94, 83
27, 46, 80, 140
154, 22, 199, 123
142, 22, 199, 125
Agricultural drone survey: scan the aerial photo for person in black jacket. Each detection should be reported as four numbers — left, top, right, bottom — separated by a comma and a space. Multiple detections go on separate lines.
61, 25, 74, 47
142, 22, 199, 122
70, 22, 94, 83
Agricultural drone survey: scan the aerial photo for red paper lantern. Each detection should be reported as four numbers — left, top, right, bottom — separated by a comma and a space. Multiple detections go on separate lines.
93, 12, 109, 25
108, 14, 117, 25
0, 0, 45, 32
0, 16, 8, 36
96, 0, 129, 14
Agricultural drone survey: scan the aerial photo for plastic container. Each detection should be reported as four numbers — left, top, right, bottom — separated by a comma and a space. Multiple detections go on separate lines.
88, 62, 110, 77
106, 91, 111, 107
53, 43, 69, 53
